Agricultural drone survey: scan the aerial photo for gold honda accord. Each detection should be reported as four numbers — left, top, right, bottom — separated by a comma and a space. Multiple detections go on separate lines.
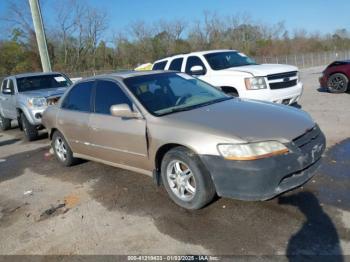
42, 71, 325, 209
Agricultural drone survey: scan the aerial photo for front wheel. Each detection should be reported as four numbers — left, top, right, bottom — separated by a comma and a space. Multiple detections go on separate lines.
0, 114, 11, 131
327, 73, 349, 93
20, 113, 38, 141
161, 147, 216, 210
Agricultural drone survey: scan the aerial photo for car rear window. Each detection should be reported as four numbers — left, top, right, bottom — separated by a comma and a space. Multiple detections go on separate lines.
168, 58, 183, 71
152, 61, 167, 70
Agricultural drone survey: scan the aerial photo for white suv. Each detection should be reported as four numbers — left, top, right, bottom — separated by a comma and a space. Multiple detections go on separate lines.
152, 50, 303, 105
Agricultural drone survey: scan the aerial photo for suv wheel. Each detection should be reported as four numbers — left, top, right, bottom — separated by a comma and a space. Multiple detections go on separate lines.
161, 146, 216, 209
20, 113, 38, 141
52, 131, 77, 166
327, 73, 349, 93
0, 114, 11, 131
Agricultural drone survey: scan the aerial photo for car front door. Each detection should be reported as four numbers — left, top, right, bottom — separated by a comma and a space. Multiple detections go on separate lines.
57, 80, 94, 155
0, 79, 17, 119
88, 79, 148, 170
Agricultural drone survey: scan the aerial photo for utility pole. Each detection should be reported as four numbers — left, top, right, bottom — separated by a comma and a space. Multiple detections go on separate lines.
28, 0, 51, 72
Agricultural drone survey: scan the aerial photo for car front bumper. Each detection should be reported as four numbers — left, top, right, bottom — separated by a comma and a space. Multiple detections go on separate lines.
319, 75, 327, 88
242, 82, 303, 105
26, 108, 45, 125
199, 127, 326, 201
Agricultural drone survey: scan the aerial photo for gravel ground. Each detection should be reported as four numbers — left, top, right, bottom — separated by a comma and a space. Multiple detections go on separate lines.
0, 66, 349, 258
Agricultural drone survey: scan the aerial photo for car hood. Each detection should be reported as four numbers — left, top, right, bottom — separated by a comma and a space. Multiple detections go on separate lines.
223, 64, 298, 77
162, 99, 315, 143
20, 87, 67, 98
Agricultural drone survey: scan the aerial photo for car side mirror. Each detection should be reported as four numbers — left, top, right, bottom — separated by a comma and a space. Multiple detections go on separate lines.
190, 65, 205, 75
2, 89, 13, 95
110, 104, 141, 118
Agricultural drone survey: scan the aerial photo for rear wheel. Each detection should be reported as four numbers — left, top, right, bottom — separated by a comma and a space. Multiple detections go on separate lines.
0, 114, 11, 131
327, 73, 349, 93
161, 147, 216, 210
52, 131, 77, 166
20, 113, 38, 141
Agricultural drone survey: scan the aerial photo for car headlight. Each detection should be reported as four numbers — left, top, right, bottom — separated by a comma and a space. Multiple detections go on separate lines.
217, 141, 289, 160
245, 77, 267, 90
28, 97, 47, 108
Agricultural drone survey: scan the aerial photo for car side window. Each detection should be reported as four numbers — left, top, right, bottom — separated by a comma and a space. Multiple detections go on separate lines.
61, 81, 94, 112
8, 80, 15, 94
152, 61, 167, 70
94, 80, 132, 115
1, 80, 8, 94
168, 58, 183, 71
185, 56, 207, 74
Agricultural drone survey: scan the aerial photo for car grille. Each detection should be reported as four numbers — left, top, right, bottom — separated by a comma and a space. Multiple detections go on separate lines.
267, 71, 297, 80
269, 79, 297, 90
292, 125, 321, 149
267, 71, 298, 90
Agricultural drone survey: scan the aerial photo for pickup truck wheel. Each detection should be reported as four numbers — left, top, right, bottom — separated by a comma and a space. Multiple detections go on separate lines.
20, 113, 38, 141
161, 146, 216, 210
0, 114, 11, 131
327, 73, 349, 93
52, 131, 77, 166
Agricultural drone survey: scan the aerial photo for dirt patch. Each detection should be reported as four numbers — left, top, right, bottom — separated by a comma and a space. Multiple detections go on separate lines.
64, 194, 80, 208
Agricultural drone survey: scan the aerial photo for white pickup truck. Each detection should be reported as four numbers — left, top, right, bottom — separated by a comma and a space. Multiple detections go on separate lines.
152, 50, 303, 105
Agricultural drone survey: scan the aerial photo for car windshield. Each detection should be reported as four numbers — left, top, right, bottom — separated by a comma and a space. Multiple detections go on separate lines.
124, 72, 231, 116
16, 74, 72, 92
204, 51, 257, 70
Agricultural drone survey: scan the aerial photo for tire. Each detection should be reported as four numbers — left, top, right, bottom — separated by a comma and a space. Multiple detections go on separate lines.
0, 114, 11, 131
52, 130, 77, 166
227, 91, 239, 97
160, 146, 216, 210
327, 73, 349, 93
20, 113, 38, 141
221, 87, 239, 97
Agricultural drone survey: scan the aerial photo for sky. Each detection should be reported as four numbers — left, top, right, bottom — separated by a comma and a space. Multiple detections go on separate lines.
1, 0, 350, 39
86, 0, 350, 34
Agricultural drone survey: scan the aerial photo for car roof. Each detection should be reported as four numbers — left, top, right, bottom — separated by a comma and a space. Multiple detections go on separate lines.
82, 70, 176, 81
12, 71, 65, 79
153, 49, 237, 64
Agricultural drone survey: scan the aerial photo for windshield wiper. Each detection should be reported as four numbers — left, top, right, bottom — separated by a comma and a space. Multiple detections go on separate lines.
158, 97, 232, 116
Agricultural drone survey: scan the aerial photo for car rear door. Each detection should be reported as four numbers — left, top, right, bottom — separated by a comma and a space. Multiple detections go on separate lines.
57, 80, 94, 155
88, 79, 149, 170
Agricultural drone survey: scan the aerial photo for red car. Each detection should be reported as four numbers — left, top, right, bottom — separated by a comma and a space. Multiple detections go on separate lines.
319, 60, 350, 93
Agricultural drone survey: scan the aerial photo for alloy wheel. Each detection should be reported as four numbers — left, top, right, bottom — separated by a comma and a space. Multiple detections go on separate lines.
166, 160, 196, 201
330, 75, 346, 91
54, 136, 68, 162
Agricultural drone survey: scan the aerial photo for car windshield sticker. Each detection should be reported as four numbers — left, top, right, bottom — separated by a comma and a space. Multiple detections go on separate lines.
238, 52, 247, 57
177, 73, 195, 80
54, 76, 66, 82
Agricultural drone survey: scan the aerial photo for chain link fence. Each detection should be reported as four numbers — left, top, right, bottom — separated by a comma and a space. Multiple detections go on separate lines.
1, 50, 350, 82
254, 50, 350, 69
